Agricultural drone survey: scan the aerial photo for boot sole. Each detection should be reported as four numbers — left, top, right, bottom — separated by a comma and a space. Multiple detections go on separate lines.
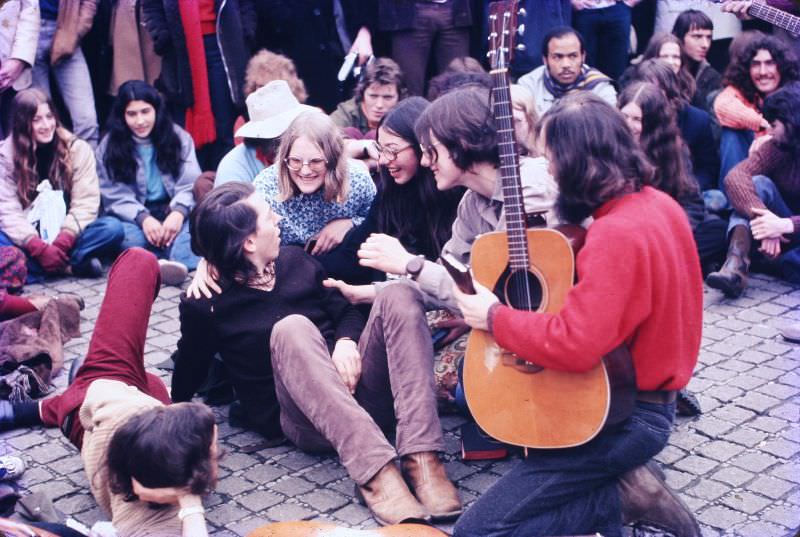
705, 274, 744, 298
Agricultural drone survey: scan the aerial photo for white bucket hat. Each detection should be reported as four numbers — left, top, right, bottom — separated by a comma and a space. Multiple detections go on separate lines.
235, 80, 316, 140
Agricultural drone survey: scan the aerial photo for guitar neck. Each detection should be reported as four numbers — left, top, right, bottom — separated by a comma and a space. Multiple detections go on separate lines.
749, 1, 800, 33
490, 67, 529, 271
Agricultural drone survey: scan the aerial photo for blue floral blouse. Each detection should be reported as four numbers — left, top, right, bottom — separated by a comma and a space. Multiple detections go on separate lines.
253, 159, 376, 246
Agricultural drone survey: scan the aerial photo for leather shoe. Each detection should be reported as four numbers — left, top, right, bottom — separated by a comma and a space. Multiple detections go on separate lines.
72, 257, 103, 278
402, 451, 463, 521
356, 461, 429, 526
619, 462, 700, 537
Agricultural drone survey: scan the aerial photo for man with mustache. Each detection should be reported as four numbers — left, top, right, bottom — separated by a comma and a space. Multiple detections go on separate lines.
517, 26, 617, 117
713, 35, 799, 186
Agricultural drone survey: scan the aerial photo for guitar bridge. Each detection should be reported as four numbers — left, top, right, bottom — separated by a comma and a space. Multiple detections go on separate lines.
501, 353, 544, 373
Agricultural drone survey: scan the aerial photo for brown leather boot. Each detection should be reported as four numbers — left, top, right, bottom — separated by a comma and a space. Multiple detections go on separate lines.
619, 462, 701, 537
706, 225, 751, 298
401, 452, 463, 521
357, 461, 429, 526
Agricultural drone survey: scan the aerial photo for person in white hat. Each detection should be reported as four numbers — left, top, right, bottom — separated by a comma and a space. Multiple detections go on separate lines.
215, 80, 315, 188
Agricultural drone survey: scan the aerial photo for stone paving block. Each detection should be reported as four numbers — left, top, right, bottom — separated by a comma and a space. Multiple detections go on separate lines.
728, 373, 770, 390
734, 520, 791, 537
265, 502, 316, 522
277, 451, 322, 472
763, 505, 800, 528
747, 475, 795, 500
299, 489, 350, 512
653, 444, 686, 465
697, 505, 748, 529
54, 493, 97, 515
219, 452, 259, 472
768, 402, 799, 421
28, 479, 78, 500
748, 365, 786, 381
18, 466, 54, 486
749, 416, 789, 433
730, 451, 780, 473
721, 490, 772, 514
754, 302, 790, 316
697, 440, 746, 462
755, 341, 793, 356
755, 382, 800, 399
331, 503, 372, 526
663, 468, 695, 490
217, 476, 259, 496
692, 417, 736, 437
697, 365, 740, 382
206, 503, 250, 526
302, 463, 349, 486
770, 462, 800, 484
710, 466, 755, 487
704, 385, 744, 403
669, 430, 711, 451
761, 438, 800, 459
269, 477, 317, 497
674, 455, 719, 476
734, 391, 782, 412
763, 355, 800, 371
708, 405, 756, 425
25, 442, 72, 464
780, 426, 800, 443
237, 490, 285, 512
228, 517, 272, 536
5, 432, 49, 450
686, 479, 731, 501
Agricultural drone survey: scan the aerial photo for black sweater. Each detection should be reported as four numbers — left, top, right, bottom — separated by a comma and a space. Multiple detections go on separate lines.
171, 246, 365, 438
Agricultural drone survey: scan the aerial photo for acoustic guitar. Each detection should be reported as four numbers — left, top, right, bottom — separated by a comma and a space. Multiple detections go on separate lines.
246, 521, 447, 537
462, 0, 611, 449
710, 0, 799, 35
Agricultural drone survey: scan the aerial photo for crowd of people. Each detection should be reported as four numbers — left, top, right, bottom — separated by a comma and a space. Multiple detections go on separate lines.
0, 0, 798, 536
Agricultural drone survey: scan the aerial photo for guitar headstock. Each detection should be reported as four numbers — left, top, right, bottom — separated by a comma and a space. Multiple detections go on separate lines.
487, 1, 524, 71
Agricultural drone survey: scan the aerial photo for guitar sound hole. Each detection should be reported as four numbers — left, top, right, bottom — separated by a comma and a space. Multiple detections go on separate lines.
493, 268, 543, 311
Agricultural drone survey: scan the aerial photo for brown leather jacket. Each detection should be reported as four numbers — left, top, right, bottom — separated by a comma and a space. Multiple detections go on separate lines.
50, 0, 97, 65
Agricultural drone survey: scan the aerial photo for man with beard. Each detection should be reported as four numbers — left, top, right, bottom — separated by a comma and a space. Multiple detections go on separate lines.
451, 93, 703, 537
713, 35, 800, 182
517, 26, 617, 117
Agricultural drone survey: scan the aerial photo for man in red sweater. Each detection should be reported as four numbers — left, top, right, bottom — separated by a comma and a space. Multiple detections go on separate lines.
452, 94, 704, 537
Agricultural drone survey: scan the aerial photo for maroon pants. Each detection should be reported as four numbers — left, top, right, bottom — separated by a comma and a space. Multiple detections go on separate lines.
40, 248, 171, 448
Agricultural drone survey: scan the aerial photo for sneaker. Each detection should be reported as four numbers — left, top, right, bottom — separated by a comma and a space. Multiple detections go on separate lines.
780, 322, 800, 344
158, 260, 189, 286
0, 456, 25, 481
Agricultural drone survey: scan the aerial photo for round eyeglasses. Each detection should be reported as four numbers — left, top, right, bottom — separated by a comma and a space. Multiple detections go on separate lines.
374, 142, 413, 162
284, 156, 328, 172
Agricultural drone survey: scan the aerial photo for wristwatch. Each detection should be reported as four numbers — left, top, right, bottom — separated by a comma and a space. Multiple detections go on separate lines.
405, 255, 425, 280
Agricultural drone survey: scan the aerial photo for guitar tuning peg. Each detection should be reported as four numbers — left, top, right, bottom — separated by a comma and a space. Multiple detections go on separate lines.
486, 50, 493, 58
518, 7, 527, 17
516, 43, 527, 52
517, 24, 526, 37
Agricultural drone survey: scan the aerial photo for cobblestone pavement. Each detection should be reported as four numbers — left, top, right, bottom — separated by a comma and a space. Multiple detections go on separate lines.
1, 272, 799, 537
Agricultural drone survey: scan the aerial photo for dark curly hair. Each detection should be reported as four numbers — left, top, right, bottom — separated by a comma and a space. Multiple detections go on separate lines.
618, 82, 698, 203
542, 93, 654, 224
102, 80, 183, 185
763, 81, 800, 159
722, 35, 800, 105
106, 402, 217, 500
415, 87, 498, 171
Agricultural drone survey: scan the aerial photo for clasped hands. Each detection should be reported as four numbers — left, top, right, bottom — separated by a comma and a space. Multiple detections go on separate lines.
751, 207, 793, 259
142, 211, 184, 249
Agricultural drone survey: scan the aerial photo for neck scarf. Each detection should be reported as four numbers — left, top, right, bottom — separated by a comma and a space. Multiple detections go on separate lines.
178, 0, 216, 148
543, 64, 612, 100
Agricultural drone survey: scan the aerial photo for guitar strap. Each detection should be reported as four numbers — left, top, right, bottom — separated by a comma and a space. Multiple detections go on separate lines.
602, 344, 637, 426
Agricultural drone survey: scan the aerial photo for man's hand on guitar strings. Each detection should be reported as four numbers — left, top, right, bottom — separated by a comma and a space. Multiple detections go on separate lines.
453, 279, 499, 332
721, 1, 753, 20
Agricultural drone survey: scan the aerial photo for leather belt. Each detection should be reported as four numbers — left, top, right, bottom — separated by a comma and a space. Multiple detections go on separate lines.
636, 390, 676, 404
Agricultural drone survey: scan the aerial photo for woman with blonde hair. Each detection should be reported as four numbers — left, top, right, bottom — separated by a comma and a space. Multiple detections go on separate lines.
253, 111, 375, 264
510, 84, 540, 157
0, 88, 123, 281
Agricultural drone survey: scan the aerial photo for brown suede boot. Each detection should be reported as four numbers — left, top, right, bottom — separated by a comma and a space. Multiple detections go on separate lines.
706, 225, 751, 298
357, 461, 429, 526
401, 452, 463, 521
619, 462, 701, 537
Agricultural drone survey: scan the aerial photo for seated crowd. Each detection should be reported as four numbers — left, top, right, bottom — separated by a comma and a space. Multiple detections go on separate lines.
0, 0, 798, 535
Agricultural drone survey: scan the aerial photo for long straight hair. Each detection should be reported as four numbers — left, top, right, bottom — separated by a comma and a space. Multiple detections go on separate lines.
103, 80, 183, 185
376, 97, 463, 260
642, 34, 696, 104
10, 89, 73, 207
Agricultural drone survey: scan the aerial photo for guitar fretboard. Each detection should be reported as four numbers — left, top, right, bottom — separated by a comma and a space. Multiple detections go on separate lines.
751, 1, 800, 33
490, 67, 529, 272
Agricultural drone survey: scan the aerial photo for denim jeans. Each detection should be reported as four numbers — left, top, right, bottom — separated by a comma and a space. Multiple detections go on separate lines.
116, 217, 199, 270
453, 401, 675, 537
729, 175, 800, 284
196, 34, 236, 171
31, 20, 99, 148
719, 128, 754, 190
572, 2, 632, 82
0, 216, 125, 283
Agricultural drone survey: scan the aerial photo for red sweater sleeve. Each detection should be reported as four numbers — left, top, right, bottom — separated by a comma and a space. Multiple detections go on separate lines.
714, 86, 764, 131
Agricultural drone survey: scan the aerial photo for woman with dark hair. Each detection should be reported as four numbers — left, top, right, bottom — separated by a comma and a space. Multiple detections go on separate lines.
624, 58, 720, 203
0, 248, 218, 537
641, 33, 696, 106
323, 96, 464, 286
708, 82, 800, 297
173, 181, 461, 526
619, 81, 727, 272
0, 88, 124, 282
451, 93, 702, 537
98, 80, 201, 285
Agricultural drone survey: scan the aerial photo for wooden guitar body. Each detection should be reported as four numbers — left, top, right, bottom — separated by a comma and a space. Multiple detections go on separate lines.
463, 228, 610, 449
247, 521, 447, 537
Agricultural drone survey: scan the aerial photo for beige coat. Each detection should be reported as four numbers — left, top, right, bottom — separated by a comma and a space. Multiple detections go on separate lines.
50, 0, 98, 65
0, 129, 101, 245
0, 0, 40, 90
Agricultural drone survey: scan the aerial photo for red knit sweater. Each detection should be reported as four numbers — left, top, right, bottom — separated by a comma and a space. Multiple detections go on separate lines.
491, 187, 703, 391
